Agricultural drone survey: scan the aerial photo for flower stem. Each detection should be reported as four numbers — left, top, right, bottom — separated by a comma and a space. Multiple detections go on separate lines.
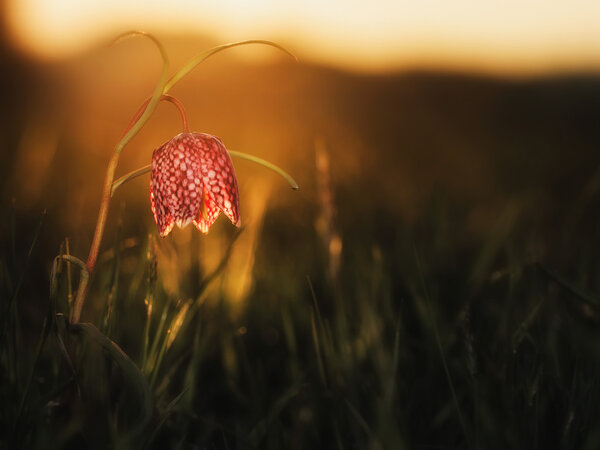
71, 32, 169, 324
85, 152, 120, 273
113, 32, 170, 155
69, 266, 90, 324
121, 94, 189, 140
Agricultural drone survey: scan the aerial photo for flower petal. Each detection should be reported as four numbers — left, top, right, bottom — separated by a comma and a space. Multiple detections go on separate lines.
189, 133, 241, 227
192, 193, 221, 234
151, 133, 205, 234
150, 178, 175, 237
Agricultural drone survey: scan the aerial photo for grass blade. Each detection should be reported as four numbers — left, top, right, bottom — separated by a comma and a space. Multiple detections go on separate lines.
69, 322, 153, 438
414, 245, 471, 449
142, 386, 190, 450
228, 150, 299, 190
537, 263, 600, 308
164, 40, 297, 93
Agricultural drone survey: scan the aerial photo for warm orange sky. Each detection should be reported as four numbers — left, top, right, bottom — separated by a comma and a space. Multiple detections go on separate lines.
6, 0, 600, 74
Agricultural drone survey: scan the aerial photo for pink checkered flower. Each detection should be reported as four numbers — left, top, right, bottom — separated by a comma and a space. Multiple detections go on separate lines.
150, 132, 241, 237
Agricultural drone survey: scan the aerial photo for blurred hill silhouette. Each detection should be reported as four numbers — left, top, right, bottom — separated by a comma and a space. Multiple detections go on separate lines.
2, 33, 599, 227
0, 28, 599, 303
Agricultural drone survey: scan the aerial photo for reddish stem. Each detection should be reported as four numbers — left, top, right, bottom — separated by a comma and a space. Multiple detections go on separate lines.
121, 94, 189, 138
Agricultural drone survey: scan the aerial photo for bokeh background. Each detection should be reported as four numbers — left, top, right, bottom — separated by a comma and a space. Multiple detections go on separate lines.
1, 1, 600, 449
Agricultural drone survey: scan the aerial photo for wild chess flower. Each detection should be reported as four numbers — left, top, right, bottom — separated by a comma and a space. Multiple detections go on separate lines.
66, 34, 297, 324
150, 132, 241, 237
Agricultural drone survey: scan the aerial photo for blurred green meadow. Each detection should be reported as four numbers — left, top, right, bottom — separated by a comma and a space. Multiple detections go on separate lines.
1, 32, 600, 450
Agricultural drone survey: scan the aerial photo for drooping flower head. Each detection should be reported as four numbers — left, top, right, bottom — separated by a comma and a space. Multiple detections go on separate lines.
150, 132, 240, 237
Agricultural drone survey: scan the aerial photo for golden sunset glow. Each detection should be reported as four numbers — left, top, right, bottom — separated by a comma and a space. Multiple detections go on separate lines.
5, 0, 600, 74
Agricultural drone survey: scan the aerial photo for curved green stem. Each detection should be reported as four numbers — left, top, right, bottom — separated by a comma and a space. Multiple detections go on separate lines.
228, 150, 299, 189
112, 32, 170, 154
163, 40, 298, 94
72, 32, 169, 324
112, 164, 153, 196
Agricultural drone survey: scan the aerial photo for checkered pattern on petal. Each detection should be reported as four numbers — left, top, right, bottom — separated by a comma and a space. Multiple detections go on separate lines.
188, 133, 241, 227
150, 178, 175, 237
150, 132, 241, 237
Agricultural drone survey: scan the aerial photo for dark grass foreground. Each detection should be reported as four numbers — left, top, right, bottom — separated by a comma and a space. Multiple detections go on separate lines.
2, 183, 600, 449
